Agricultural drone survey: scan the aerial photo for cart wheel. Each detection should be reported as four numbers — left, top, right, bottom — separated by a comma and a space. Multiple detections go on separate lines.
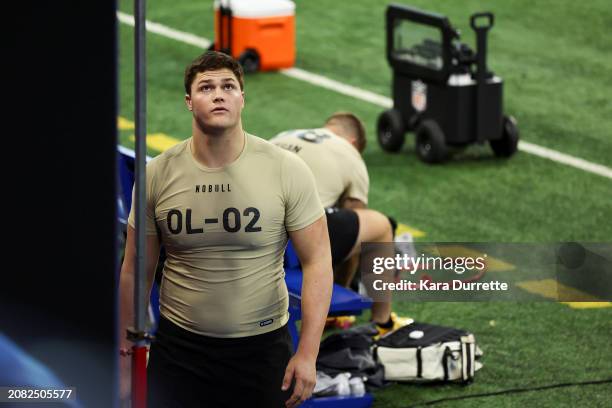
415, 120, 447, 163
490, 115, 519, 158
377, 109, 405, 152
238, 49, 260, 73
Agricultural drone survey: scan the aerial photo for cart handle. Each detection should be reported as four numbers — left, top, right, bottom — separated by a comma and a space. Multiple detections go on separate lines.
470, 12, 494, 31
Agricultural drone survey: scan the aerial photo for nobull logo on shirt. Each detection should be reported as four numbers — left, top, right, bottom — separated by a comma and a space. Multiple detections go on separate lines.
195, 184, 232, 193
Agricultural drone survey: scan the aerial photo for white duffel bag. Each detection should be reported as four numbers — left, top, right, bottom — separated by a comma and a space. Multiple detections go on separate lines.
374, 322, 483, 383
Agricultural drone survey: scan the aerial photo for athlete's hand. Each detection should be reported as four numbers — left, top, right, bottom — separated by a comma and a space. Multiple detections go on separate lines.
282, 352, 316, 408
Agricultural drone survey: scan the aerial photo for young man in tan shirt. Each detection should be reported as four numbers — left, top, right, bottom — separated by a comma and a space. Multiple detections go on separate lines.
120, 51, 333, 408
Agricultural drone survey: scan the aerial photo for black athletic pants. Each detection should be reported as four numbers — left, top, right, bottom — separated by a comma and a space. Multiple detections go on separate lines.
147, 315, 294, 408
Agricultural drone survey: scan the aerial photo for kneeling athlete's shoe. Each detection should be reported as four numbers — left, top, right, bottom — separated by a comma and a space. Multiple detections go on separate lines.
375, 312, 413, 339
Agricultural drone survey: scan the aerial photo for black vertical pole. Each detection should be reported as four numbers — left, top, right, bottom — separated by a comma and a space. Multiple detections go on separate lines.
131, 0, 150, 406
133, 0, 147, 342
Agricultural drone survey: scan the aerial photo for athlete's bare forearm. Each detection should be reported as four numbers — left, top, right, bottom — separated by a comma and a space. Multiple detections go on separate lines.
119, 227, 160, 348
288, 216, 333, 359
298, 257, 333, 359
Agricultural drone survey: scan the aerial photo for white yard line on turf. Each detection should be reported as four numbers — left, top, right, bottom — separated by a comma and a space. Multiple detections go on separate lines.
117, 12, 612, 181
280, 68, 393, 109
518, 141, 612, 179
117, 11, 211, 49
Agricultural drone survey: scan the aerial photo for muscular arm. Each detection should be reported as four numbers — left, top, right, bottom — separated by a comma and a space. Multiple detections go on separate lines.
283, 215, 333, 406
288, 215, 333, 359
118, 226, 160, 400
119, 226, 161, 349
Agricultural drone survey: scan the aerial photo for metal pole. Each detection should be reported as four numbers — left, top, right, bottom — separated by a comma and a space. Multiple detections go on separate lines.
132, 0, 148, 406
134, 0, 147, 336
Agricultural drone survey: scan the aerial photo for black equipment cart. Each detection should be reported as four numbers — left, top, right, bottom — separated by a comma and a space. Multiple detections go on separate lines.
377, 4, 519, 163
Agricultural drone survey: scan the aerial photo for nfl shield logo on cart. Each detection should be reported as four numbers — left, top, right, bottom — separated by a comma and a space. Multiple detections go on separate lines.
411, 80, 427, 112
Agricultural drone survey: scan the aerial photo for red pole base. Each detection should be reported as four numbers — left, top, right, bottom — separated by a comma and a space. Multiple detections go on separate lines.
131, 345, 148, 408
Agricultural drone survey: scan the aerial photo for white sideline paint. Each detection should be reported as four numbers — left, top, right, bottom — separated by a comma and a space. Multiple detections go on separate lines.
519, 141, 612, 179
117, 12, 612, 181
117, 11, 211, 49
281, 68, 393, 108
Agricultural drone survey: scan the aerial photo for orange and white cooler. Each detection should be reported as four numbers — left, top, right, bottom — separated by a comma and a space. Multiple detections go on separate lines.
213, 0, 296, 72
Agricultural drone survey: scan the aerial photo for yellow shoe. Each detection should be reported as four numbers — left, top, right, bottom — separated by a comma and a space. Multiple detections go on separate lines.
325, 316, 356, 329
375, 312, 413, 339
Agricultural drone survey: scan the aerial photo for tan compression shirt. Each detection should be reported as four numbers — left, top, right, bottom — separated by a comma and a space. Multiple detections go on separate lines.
128, 133, 324, 337
271, 128, 369, 207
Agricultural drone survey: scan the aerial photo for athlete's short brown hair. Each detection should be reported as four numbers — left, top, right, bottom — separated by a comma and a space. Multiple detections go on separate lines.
184, 51, 244, 95
325, 112, 367, 153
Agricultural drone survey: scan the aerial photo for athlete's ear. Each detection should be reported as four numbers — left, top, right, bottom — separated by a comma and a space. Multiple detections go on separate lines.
185, 93, 193, 111
241, 91, 245, 108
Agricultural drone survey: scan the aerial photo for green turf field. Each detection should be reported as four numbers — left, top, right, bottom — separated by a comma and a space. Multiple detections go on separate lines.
117, 0, 612, 405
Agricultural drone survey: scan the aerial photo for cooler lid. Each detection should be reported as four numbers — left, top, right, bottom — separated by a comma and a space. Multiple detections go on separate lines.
214, 0, 295, 18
